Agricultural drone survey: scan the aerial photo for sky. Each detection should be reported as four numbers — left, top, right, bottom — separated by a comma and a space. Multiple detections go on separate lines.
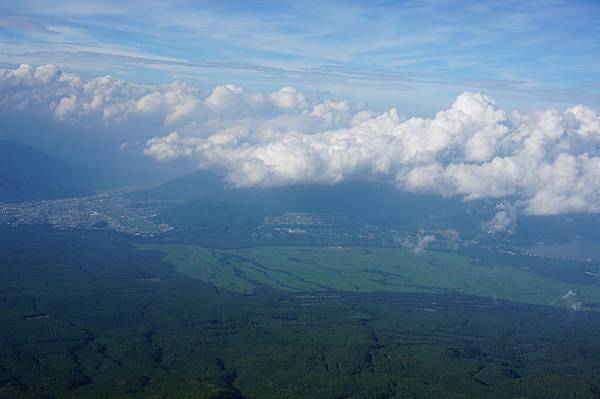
2, 0, 600, 113
1, 0, 600, 219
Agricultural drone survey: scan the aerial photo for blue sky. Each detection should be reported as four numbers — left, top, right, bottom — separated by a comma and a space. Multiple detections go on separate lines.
1, 0, 600, 113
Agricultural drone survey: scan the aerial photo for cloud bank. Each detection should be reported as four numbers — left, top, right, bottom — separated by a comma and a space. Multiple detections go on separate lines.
146, 88, 600, 216
2, 64, 600, 216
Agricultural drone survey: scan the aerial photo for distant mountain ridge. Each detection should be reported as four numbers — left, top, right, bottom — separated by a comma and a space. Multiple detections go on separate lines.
127, 169, 469, 217
126, 170, 224, 201
127, 170, 483, 242
0, 140, 94, 202
127, 169, 600, 244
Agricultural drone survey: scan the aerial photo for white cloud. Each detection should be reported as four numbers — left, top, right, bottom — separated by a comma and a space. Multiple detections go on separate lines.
0, 64, 205, 124
482, 201, 517, 234
401, 234, 436, 254
2, 64, 600, 216
145, 91, 600, 216
268, 86, 308, 110
204, 84, 264, 112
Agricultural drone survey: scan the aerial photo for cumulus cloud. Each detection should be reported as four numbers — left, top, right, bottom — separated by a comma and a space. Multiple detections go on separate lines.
0, 64, 354, 128
147, 93, 600, 216
3, 64, 600, 216
401, 234, 436, 255
0, 63, 202, 124
482, 201, 517, 234
204, 84, 264, 112
561, 289, 582, 311
145, 92, 600, 216
268, 86, 308, 110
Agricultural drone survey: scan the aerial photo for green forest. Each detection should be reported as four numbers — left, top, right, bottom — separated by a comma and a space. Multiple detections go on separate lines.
2, 225, 600, 398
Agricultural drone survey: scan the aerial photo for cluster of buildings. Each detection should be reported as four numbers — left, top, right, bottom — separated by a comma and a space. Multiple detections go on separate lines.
0, 192, 171, 236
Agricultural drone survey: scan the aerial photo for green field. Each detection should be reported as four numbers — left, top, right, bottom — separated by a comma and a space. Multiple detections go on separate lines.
141, 244, 600, 309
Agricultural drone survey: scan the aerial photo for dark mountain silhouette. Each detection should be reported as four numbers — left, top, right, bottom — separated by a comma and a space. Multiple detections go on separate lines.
0, 140, 94, 202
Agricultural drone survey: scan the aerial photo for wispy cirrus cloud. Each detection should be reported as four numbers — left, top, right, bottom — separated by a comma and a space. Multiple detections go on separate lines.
1, 0, 600, 112
0, 15, 57, 34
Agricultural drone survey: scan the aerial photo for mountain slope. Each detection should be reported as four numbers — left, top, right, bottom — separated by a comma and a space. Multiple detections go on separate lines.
0, 140, 94, 202
128, 170, 600, 244
126, 170, 224, 202
128, 171, 473, 222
